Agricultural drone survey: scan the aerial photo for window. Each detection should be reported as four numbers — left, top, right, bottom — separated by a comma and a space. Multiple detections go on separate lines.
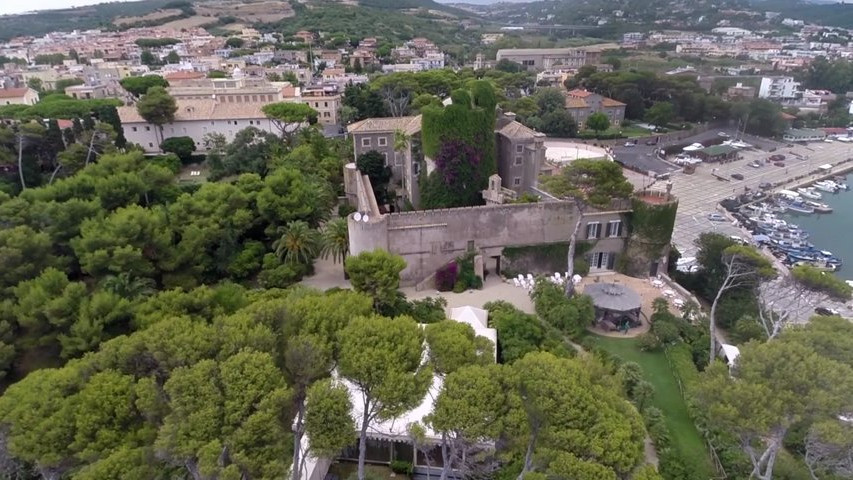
395, 152, 403, 166
377, 137, 387, 147
586, 222, 601, 239
148, 142, 153, 147
324, 101, 328, 107
516, 144, 524, 153
252, 95, 258, 102
131, 126, 138, 132
513, 177, 521, 186
211, 121, 215, 125
591, 252, 612, 270
606, 220, 622, 238
413, 162, 420, 176
323, 112, 330, 117
361, 138, 371, 147
145, 126, 151, 131
514, 156, 523, 166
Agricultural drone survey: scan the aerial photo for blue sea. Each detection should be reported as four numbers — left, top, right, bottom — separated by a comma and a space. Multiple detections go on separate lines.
781, 173, 853, 280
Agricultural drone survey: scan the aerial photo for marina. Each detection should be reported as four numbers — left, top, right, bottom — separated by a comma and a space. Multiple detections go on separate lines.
730, 174, 853, 279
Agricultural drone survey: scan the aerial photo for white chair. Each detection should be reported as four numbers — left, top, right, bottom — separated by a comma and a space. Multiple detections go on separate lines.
513, 278, 521, 287
555, 272, 562, 279
527, 273, 534, 281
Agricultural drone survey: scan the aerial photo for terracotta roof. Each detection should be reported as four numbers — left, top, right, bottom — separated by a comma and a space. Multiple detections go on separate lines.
347, 115, 422, 135
57, 119, 73, 129
565, 97, 588, 109
602, 98, 626, 107
566, 88, 593, 98
118, 99, 269, 123
497, 119, 543, 139
779, 112, 797, 120
0, 88, 30, 98
165, 71, 206, 81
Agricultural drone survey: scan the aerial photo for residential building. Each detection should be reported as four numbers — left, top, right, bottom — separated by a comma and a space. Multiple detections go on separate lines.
563, 89, 626, 126
724, 82, 757, 101
117, 99, 277, 152
0, 87, 38, 105
347, 111, 545, 208
300, 83, 341, 126
759, 76, 801, 100
495, 46, 603, 70
167, 77, 284, 103
783, 128, 827, 142
64, 83, 108, 99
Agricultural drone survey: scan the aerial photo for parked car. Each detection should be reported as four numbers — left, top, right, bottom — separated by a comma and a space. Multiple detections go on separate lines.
749, 161, 762, 168
759, 182, 773, 190
624, 142, 635, 147
707, 213, 727, 222
770, 154, 786, 161
731, 173, 745, 180
645, 139, 657, 145
718, 132, 730, 137
774, 161, 785, 167
815, 306, 840, 316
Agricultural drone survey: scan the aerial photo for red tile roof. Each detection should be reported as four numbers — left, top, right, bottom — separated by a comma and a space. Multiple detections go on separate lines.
0, 88, 29, 98
165, 71, 205, 81
566, 88, 593, 98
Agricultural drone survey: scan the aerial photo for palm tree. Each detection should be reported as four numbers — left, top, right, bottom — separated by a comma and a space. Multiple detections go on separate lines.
273, 221, 321, 265
100, 272, 156, 299
393, 129, 410, 165
320, 217, 349, 264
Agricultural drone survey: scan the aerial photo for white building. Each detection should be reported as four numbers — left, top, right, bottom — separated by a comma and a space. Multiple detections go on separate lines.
297, 306, 497, 480
117, 99, 278, 152
758, 76, 801, 100
0, 87, 39, 106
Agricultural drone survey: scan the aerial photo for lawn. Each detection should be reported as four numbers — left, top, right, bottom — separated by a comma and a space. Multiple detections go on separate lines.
587, 335, 714, 478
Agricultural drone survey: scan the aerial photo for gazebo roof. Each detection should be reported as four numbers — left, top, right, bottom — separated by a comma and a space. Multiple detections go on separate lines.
585, 282, 642, 312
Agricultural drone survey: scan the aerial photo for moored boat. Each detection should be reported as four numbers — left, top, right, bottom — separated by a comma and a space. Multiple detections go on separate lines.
813, 180, 839, 193
779, 201, 814, 214
805, 200, 833, 213
796, 187, 822, 200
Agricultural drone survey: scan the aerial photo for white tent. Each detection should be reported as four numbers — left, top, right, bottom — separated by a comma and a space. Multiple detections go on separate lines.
720, 343, 741, 367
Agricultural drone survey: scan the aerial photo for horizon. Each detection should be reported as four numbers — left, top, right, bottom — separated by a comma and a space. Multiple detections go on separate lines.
0, 0, 144, 16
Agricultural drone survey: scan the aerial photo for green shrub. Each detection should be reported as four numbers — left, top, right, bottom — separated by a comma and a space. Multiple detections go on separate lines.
338, 203, 356, 218
258, 253, 309, 288
652, 319, 680, 345
574, 257, 590, 276
731, 315, 767, 343
390, 460, 413, 475
637, 332, 661, 351
149, 153, 181, 173
227, 241, 266, 280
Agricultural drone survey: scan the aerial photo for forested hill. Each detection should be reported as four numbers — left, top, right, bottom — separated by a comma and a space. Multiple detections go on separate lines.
0, 0, 476, 42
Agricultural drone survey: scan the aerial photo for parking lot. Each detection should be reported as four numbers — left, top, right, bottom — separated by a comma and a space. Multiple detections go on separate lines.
660, 138, 853, 257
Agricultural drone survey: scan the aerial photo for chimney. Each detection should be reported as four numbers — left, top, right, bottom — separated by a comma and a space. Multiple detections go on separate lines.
504, 111, 517, 122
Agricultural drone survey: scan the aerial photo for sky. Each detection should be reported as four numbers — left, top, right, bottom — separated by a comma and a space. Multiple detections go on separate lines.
0, 0, 142, 16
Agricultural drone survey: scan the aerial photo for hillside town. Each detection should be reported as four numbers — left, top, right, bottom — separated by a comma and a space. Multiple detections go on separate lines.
0, 1, 851, 480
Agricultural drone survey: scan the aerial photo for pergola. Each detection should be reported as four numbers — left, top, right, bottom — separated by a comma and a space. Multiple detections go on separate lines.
585, 282, 643, 332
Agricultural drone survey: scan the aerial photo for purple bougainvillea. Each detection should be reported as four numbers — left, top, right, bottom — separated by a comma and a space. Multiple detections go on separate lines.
435, 261, 459, 292
433, 138, 482, 185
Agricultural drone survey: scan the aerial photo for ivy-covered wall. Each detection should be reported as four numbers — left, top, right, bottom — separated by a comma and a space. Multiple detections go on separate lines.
419, 80, 498, 209
622, 196, 679, 276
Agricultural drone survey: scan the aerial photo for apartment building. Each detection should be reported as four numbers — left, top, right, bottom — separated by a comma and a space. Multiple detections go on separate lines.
300, 83, 341, 126
495, 47, 602, 70
759, 76, 801, 100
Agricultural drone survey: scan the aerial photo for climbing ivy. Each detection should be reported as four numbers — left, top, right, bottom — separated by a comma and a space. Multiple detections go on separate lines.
419, 81, 497, 209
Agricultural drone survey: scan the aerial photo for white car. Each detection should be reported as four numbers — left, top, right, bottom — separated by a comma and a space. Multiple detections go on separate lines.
718, 132, 730, 138
707, 213, 726, 222
749, 161, 761, 168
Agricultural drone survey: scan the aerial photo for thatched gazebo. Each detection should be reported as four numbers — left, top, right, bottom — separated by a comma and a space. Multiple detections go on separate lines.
585, 282, 643, 332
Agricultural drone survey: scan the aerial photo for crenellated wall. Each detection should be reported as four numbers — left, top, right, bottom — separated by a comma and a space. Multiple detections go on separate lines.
350, 200, 633, 286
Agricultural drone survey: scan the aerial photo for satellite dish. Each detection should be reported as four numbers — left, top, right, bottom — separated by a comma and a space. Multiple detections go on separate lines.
353, 212, 362, 222
362, 214, 369, 222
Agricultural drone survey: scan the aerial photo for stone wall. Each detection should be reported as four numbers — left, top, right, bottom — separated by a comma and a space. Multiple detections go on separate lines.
349, 200, 632, 286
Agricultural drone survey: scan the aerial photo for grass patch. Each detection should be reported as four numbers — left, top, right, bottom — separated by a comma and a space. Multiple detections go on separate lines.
587, 335, 714, 478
